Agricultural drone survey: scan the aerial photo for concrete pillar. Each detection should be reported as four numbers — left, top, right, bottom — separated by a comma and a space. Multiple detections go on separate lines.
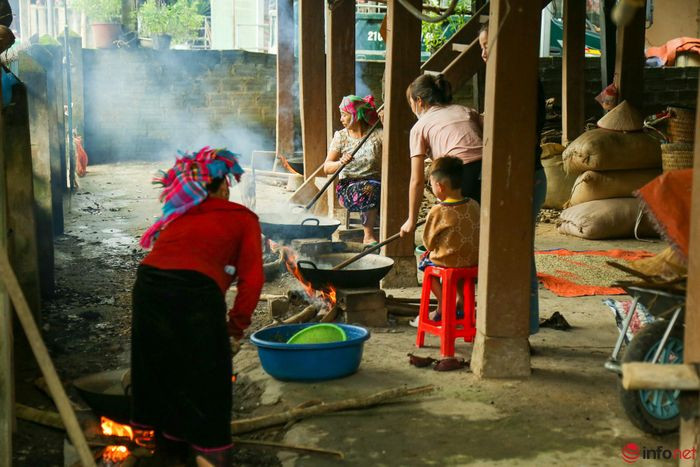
3, 82, 42, 323
19, 51, 55, 298
29, 44, 65, 236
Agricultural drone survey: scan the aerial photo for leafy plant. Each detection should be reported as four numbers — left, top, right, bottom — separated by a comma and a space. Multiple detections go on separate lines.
421, 0, 472, 54
138, 0, 204, 43
71, 0, 122, 23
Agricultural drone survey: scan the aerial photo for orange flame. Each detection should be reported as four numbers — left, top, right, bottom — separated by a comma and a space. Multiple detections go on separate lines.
103, 445, 130, 463
281, 247, 336, 307
100, 417, 141, 463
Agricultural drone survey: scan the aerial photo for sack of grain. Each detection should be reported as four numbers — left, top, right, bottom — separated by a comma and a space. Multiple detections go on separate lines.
558, 198, 657, 239
562, 129, 661, 175
541, 143, 577, 209
567, 169, 661, 206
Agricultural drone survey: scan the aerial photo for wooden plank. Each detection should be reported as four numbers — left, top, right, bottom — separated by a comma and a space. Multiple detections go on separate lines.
441, 38, 483, 94
680, 80, 700, 465
3, 83, 42, 323
420, 1, 489, 74
622, 363, 700, 390
471, 0, 542, 378
472, 0, 487, 112
380, 0, 421, 260
599, 0, 616, 87
298, 0, 327, 179
276, 0, 295, 161
613, 2, 646, 109
0, 69, 13, 467
20, 52, 55, 298
562, 0, 586, 144
326, 0, 355, 143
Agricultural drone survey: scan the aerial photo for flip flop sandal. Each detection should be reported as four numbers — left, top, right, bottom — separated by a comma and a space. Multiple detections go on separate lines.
408, 353, 437, 368
362, 241, 379, 251
433, 357, 469, 372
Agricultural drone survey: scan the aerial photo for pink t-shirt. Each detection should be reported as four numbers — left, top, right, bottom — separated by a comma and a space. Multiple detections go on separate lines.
409, 105, 483, 164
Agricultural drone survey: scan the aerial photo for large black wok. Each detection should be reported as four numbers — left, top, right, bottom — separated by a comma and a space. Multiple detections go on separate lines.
297, 253, 394, 289
259, 213, 341, 240
73, 369, 131, 424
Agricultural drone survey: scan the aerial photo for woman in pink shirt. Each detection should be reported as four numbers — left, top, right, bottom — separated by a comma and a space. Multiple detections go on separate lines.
400, 74, 483, 236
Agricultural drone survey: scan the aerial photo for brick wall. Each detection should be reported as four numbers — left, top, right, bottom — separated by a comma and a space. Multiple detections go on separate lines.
84, 49, 280, 164
84, 51, 697, 164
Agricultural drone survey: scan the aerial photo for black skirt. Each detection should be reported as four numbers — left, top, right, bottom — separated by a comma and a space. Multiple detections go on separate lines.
131, 265, 232, 449
461, 159, 482, 204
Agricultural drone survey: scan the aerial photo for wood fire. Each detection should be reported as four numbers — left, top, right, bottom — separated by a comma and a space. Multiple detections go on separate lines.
281, 246, 337, 308
100, 417, 135, 464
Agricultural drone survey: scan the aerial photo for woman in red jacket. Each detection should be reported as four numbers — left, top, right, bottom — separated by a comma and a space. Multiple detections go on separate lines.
131, 147, 263, 466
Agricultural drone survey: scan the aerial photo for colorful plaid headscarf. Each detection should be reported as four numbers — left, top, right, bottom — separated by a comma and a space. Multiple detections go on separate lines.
140, 146, 244, 249
339, 95, 379, 126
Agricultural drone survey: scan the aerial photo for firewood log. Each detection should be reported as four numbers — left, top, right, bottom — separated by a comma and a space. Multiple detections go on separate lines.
282, 304, 319, 324
230, 385, 435, 435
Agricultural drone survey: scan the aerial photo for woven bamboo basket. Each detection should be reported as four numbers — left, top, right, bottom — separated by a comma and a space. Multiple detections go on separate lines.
661, 143, 694, 172
668, 106, 696, 143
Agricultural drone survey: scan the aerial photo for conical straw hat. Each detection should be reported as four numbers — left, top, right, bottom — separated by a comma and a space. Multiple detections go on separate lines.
597, 100, 644, 131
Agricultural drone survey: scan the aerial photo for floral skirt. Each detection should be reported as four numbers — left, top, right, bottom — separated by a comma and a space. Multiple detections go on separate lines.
336, 178, 381, 213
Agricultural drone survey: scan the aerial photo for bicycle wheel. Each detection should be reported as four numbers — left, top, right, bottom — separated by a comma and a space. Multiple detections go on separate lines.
618, 320, 684, 435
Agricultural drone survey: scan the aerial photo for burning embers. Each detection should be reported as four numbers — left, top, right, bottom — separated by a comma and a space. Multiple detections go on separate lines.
99, 417, 153, 465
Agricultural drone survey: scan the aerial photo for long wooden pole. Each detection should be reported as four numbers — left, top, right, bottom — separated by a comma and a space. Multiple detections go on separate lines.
562, 0, 585, 144
0, 249, 96, 466
333, 220, 426, 271
0, 71, 12, 467
680, 78, 700, 467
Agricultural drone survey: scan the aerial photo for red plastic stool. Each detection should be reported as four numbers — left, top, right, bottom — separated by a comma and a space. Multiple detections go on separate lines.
415, 266, 477, 357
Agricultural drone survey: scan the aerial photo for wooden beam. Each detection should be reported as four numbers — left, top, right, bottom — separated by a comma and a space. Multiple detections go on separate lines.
379, 0, 421, 288
276, 0, 295, 161
299, 0, 327, 178
3, 83, 42, 323
599, 0, 617, 87
441, 38, 483, 94
471, 0, 541, 378
421, 1, 488, 74
613, 1, 646, 109
326, 0, 355, 142
20, 52, 55, 298
0, 69, 13, 467
680, 83, 700, 466
562, 0, 586, 144
622, 363, 700, 390
472, 0, 486, 112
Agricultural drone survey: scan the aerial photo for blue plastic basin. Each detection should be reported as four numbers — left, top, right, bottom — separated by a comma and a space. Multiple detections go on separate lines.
250, 323, 370, 381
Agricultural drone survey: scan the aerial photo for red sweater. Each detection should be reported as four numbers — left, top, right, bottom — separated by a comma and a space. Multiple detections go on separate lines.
142, 197, 264, 339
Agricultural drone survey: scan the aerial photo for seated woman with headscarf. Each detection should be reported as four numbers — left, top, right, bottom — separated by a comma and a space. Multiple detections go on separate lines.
323, 95, 383, 245
132, 147, 264, 467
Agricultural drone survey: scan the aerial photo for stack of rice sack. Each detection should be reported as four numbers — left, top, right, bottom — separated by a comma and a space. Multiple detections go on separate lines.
558, 101, 661, 239
541, 142, 577, 209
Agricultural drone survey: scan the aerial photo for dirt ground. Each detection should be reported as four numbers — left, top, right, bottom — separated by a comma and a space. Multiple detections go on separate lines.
12, 162, 676, 466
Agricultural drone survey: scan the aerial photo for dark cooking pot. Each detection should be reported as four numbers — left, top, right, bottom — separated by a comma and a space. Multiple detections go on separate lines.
297, 253, 394, 289
259, 213, 341, 240
286, 157, 304, 175
73, 369, 131, 424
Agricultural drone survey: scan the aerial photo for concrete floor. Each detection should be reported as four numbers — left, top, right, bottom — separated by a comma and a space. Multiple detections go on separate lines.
67, 162, 674, 466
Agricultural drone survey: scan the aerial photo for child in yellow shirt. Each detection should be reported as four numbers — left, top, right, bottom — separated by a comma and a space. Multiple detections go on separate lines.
418, 156, 480, 321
